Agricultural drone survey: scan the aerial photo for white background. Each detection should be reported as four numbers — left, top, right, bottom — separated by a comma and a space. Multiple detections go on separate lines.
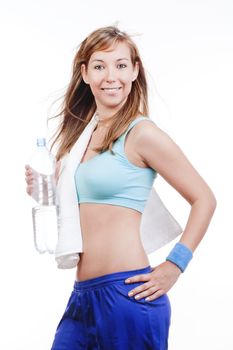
0, 0, 232, 349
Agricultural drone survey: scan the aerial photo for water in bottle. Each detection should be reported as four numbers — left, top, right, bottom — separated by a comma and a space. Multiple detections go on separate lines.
30, 138, 58, 254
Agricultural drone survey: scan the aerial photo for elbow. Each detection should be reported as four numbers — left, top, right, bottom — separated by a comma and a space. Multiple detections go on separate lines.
203, 190, 217, 215
210, 194, 217, 213
193, 188, 217, 213
208, 187, 217, 211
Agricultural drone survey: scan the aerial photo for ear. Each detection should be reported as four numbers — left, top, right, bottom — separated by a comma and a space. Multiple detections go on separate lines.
81, 64, 89, 84
132, 61, 139, 82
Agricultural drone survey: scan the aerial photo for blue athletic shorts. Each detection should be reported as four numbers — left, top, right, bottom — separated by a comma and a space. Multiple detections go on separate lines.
51, 265, 171, 349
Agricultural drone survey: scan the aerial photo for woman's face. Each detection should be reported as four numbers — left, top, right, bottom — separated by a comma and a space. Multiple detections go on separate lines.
81, 41, 139, 115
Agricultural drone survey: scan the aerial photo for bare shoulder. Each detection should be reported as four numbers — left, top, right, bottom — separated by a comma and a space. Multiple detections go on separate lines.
132, 118, 175, 155
132, 118, 214, 205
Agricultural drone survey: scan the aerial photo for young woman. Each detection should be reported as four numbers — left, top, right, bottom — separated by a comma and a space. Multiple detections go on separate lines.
25, 26, 217, 349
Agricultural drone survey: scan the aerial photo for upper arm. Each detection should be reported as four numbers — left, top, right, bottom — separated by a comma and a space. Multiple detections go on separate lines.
134, 120, 212, 205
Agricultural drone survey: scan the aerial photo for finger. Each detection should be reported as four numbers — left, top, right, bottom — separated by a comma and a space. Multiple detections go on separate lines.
25, 169, 33, 176
26, 185, 33, 195
125, 273, 151, 284
25, 176, 34, 185
145, 289, 164, 302
25, 172, 34, 179
128, 283, 157, 299
25, 164, 32, 171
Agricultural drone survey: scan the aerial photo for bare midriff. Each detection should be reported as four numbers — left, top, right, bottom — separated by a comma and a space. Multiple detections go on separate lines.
76, 203, 149, 281
76, 120, 150, 281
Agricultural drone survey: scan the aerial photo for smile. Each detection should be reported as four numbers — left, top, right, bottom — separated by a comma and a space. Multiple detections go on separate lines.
101, 87, 122, 91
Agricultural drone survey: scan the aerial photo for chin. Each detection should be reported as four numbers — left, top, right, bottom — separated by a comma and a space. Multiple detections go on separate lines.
104, 102, 125, 110
98, 97, 128, 110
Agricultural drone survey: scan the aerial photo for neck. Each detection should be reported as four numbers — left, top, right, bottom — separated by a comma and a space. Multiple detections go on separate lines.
95, 111, 113, 127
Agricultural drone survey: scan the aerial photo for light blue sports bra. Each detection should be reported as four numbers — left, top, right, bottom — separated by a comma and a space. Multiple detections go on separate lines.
74, 116, 157, 213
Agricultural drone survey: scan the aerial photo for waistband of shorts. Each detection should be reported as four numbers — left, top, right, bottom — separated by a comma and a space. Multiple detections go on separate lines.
74, 265, 153, 291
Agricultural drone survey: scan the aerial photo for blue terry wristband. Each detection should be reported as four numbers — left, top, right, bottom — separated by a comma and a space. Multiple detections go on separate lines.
166, 242, 193, 272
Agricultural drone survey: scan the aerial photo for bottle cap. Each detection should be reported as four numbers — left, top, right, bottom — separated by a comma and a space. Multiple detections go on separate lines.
36, 138, 46, 147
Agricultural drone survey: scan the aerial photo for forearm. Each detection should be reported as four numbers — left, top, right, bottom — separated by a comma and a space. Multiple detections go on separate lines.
179, 194, 217, 252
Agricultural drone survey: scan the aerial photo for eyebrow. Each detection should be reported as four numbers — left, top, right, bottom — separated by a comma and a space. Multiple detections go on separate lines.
90, 58, 129, 63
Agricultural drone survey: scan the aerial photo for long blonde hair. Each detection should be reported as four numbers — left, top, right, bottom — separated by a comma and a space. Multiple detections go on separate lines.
50, 26, 149, 161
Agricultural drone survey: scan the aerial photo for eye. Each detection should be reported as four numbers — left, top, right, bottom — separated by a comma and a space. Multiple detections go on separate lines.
94, 65, 104, 70
117, 63, 127, 69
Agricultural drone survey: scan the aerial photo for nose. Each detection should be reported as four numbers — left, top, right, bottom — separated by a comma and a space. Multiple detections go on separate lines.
105, 67, 116, 83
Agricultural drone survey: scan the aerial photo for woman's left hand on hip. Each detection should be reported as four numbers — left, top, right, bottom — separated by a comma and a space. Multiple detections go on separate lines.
125, 261, 182, 301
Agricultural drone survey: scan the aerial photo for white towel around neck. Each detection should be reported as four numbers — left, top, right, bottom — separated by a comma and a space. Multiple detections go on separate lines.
55, 113, 183, 269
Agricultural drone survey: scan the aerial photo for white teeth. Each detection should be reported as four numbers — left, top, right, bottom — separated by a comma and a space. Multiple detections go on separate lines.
102, 88, 121, 90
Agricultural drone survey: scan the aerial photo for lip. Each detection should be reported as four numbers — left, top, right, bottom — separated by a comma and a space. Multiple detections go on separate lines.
101, 87, 122, 90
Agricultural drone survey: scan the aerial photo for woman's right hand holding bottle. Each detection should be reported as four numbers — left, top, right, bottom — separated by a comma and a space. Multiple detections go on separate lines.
25, 164, 34, 196
25, 161, 61, 197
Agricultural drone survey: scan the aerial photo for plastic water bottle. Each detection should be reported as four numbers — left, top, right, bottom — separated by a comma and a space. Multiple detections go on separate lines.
29, 138, 58, 254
